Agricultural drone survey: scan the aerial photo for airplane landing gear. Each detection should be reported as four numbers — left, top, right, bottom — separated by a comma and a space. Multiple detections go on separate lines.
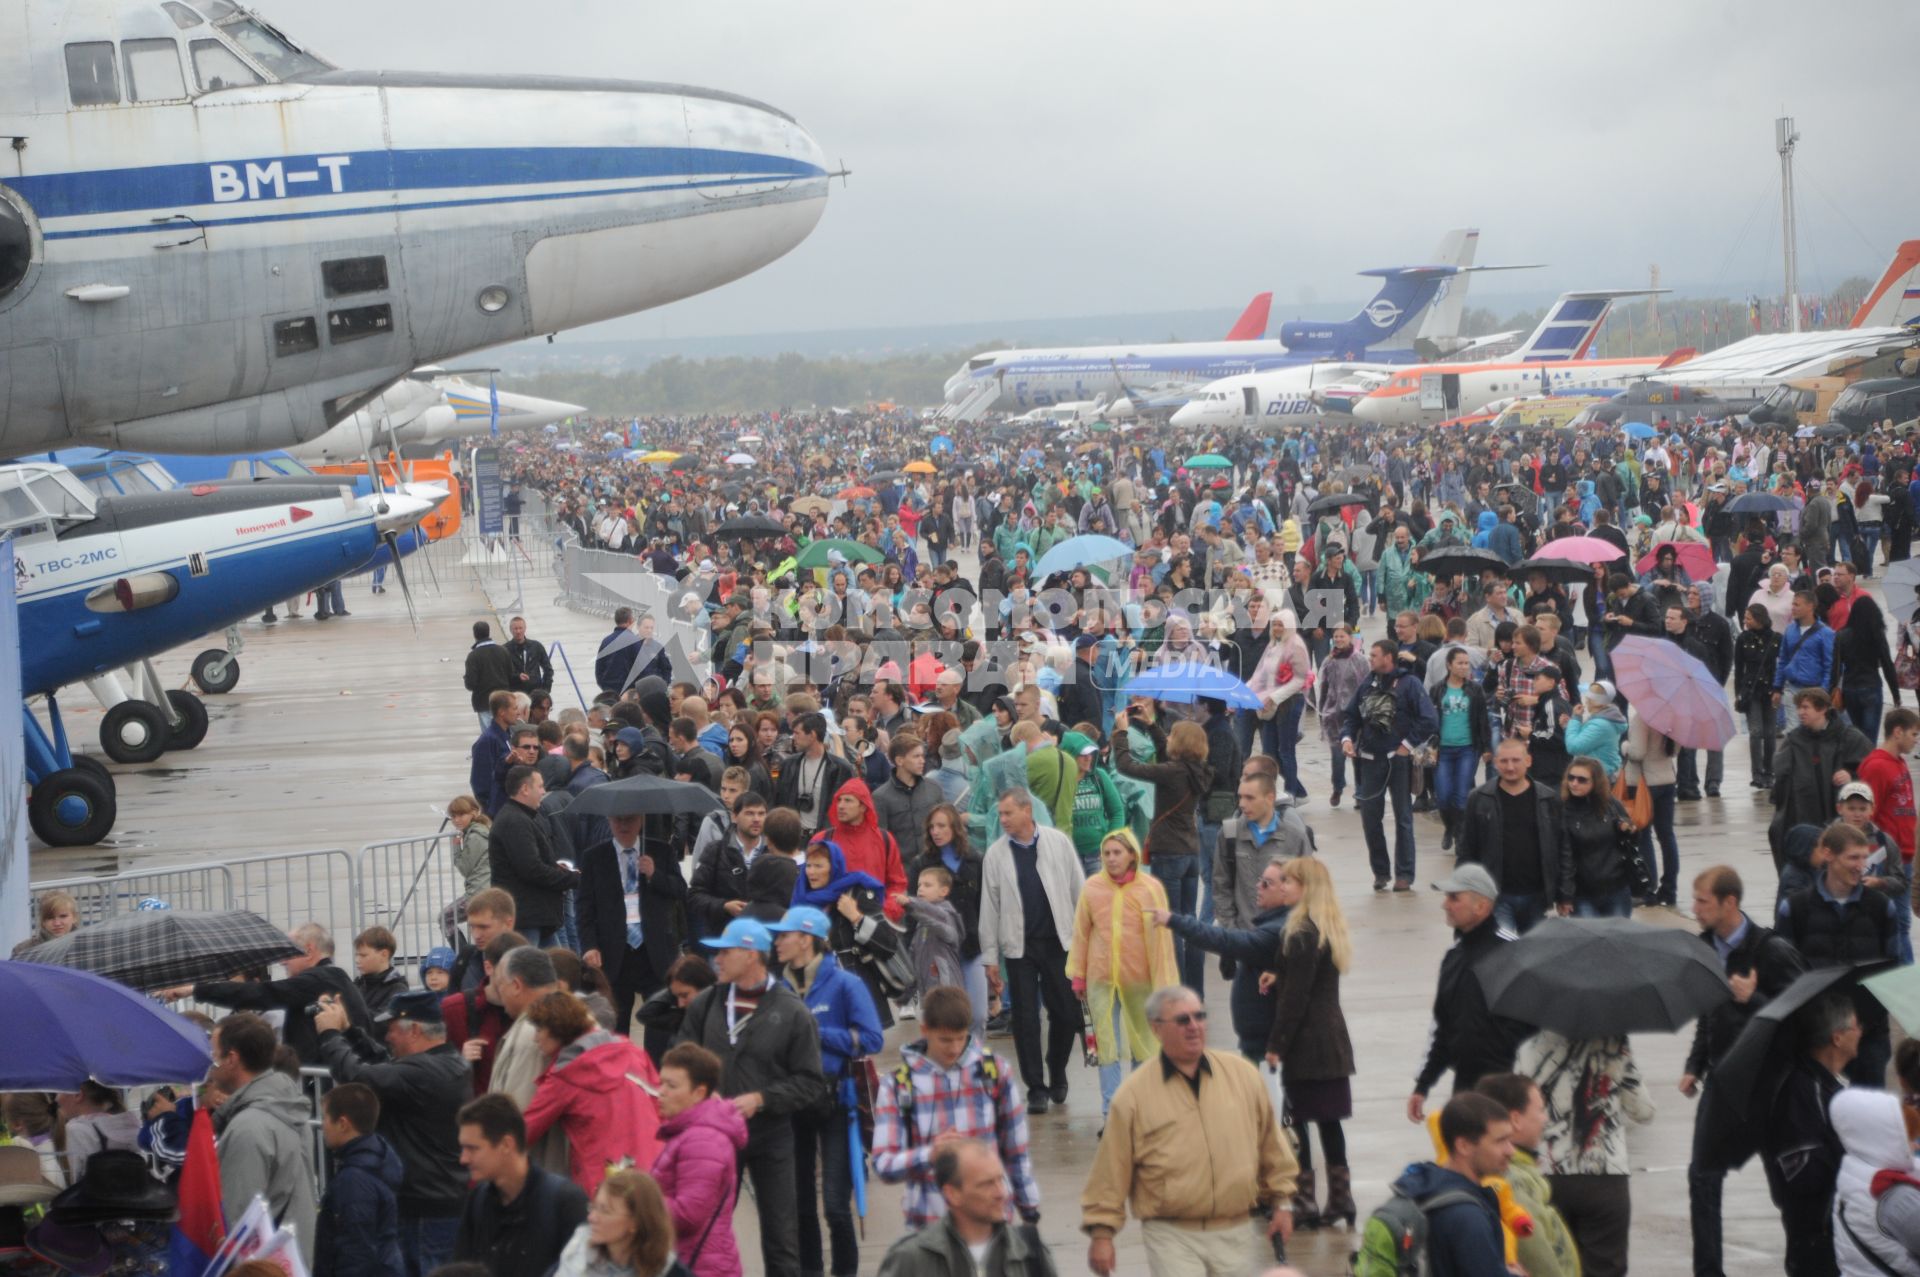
100, 700, 168, 764
191, 628, 243, 694
26, 695, 118, 847
164, 689, 208, 750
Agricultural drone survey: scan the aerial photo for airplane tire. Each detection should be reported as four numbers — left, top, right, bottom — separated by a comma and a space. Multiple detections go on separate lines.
28, 769, 117, 846
165, 690, 209, 751
69, 754, 114, 787
191, 648, 240, 694
100, 700, 170, 764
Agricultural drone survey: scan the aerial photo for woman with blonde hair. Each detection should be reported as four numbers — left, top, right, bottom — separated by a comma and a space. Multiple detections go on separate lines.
12, 891, 79, 957
446, 795, 492, 899
1245, 609, 1313, 803
554, 1168, 694, 1277
1066, 828, 1178, 1116
1260, 856, 1357, 1231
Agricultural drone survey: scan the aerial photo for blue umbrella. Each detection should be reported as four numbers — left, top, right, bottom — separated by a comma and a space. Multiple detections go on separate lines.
0, 961, 210, 1089
1125, 665, 1262, 710
841, 1076, 868, 1220
930, 434, 955, 454
1725, 492, 1793, 515
1621, 421, 1657, 439
1033, 533, 1133, 580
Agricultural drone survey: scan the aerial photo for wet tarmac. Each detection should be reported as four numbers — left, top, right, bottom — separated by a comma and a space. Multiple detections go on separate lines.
27, 550, 1812, 1275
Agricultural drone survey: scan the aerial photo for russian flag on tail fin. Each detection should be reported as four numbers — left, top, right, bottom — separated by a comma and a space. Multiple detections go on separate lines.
168, 1108, 224, 1277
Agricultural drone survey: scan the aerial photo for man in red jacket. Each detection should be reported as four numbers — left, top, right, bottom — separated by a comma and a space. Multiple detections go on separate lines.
1859, 708, 1920, 870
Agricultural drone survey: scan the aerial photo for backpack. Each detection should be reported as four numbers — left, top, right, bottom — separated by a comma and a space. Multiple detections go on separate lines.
891, 1052, 1012, 1150
1358, 680, 1399, 740
1351, 1182, 1483, 1277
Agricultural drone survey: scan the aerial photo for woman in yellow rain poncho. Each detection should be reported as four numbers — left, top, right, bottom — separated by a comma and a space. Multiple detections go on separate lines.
1067, 827, 1179, 1117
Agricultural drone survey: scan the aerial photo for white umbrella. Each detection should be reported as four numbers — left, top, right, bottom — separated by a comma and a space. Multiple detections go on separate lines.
726, 452, 756, 466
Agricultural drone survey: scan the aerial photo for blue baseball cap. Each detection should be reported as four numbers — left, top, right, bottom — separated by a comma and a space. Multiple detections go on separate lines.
420, 946, 457, 975
700, 917, 773, 954
767, 906, 831, 940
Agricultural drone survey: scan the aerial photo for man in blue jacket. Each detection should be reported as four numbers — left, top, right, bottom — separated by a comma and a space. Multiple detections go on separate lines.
1384, 1092, 1512, 1277
772, 906, 883, 1277
594, 606, 640, 696
1341, 640, 1440, 893
468, 691, 514, 817
1772, 589, 1834, 710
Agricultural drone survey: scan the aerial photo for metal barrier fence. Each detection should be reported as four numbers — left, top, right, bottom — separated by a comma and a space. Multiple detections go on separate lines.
358, 832, 463, 966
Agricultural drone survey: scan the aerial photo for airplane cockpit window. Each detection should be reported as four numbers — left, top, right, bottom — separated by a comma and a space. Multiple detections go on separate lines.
162, 2, 204, 27
190, 38, 263, 92
124, 39, 188, 102
219, 17, 329, 78
0, 198, 28, 301
65, 43, 121, 106
197, 0, 239, 16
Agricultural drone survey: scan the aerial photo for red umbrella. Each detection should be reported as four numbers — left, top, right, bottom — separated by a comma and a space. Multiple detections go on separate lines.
836, 485, 876, 500
1636, 541, 1715, 582
1534, 536, 1627, 565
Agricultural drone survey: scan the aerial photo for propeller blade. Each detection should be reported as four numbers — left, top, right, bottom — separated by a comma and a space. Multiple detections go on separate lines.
382, 530, 421, 634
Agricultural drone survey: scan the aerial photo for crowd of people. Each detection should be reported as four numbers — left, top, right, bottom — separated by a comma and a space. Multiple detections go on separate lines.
19, 395, 1920, 1277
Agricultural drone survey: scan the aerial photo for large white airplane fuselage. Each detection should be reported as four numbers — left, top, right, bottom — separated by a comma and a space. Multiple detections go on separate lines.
0, 1, 828, 456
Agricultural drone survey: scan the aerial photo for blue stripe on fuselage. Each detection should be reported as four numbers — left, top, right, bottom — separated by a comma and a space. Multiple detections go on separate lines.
9, 146, 825, 220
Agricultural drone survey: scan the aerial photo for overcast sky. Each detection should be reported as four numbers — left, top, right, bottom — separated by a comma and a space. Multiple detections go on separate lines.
272, 0, 1916, 343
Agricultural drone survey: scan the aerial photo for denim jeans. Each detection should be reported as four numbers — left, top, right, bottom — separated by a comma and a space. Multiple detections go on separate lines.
315, 579, 346, 617
1861, 524, 1882, 571
1496, 892, 1550, 935
794, 1104, 859, 1277
1574, 887, 1635, 918
1842, 684, 1885, 743
1356, 753, 1416, 883
1151, 853, 1204, 990
960, 955, 990, 1043
1676, 749, 1723, 795
1433, 744, 1478, 814
1330, 747, 1348, 797
1637, 784, 1680, 904
1274, 697, 1307, 798
400, 1215, 460, 1277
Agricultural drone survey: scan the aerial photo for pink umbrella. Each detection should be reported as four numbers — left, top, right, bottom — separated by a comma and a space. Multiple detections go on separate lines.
1534, 536, 1628, 565
1636, 541, 1715, 582
1610, 636, 1736, 750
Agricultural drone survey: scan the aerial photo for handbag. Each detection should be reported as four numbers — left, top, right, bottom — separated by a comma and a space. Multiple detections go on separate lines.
1900, 650, 1920, 692
1614, 768, 1653, 831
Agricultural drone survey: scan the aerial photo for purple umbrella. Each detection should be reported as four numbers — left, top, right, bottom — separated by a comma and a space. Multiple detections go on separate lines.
1610, 636, 1737, 750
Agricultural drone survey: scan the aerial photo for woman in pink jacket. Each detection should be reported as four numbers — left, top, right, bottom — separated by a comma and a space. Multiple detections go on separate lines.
1246, 609, 1314, 803
651, 1043, 749, 1277
521, 992, 663, 1194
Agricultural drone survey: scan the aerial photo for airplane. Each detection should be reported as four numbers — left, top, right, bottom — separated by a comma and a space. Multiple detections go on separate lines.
284, 369, 587, 464
1638, 241, 1920, 405
8, 460, 435, 845
1348, 292, 1688, 427
1170, 289, 1655, 431
939, 229, 1538, 420
0, 0, 829, 456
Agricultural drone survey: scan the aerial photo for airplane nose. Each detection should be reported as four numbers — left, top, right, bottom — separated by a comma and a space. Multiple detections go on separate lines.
519, 91, 830, 335
366, 492, 438, 534
1169, 405, 1197, 428
1351, 396, 1385, 425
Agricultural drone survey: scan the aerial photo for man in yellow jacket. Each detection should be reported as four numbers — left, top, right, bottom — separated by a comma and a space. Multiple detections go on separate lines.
1081, 985, 1298, 1275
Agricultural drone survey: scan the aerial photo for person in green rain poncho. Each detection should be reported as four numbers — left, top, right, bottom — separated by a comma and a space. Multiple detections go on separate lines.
1062, 731, 1127, 874
963, 714, 1055, 846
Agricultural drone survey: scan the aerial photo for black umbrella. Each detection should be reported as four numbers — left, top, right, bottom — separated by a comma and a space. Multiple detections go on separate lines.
564, 774, 726, 819
1478, 917, 1730, 1039
1695, 962, 1892, 1168
865, 471, 906, 485
1306, 492, 1372, 518
1494, 482, 1537, 504
1518, 557, 1595, 587
18, 909, 301, 993
1414, 547, 1508, 581
1726, 492, 1794, 515
713, 515, 788, 540
1816, 423, 1853, 440
1337, 464, 1374, 482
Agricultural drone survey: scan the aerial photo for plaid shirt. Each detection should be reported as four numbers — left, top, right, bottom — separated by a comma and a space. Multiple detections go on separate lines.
1498, 654, 1559, 739
870, 1040, 1039, 1228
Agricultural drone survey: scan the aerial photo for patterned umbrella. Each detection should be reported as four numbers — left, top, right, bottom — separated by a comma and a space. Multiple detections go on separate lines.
18, 909, 300, 993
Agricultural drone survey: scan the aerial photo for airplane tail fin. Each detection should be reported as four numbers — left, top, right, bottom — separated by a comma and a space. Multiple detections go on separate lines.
1511, 289, 1663, 362
1412, 229, 1480, 345
1224, 293, 1272, 341
1849, 240, 1920, 329
1654, 347, 1698, 371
